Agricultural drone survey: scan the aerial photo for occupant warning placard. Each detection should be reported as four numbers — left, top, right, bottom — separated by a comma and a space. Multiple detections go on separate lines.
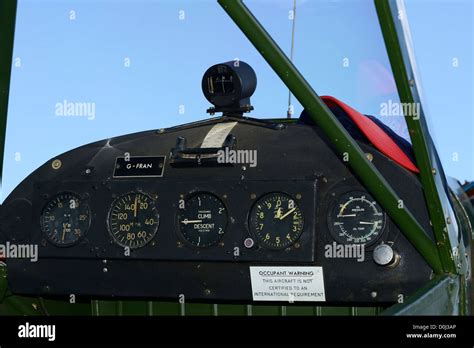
249, 266, 326, 302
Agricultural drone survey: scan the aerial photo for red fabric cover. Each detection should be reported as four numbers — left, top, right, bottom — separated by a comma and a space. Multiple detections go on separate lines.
321, 95, 419, 173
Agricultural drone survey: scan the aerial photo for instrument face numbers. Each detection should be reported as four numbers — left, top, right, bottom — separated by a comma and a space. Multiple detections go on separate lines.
249, 192, 304, 250
177, 193, 228, 248
41, 192, 91, 247
328, 191, 385, 245
42, 190, 310, 252
108, 192, 159, 249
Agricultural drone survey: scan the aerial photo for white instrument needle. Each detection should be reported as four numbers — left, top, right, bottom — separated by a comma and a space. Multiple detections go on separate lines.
279, 207, 296, 220
181, 219, 203, 225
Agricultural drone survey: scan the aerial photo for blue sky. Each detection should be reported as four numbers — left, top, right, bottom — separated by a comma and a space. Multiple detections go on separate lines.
2, 0, 473, 201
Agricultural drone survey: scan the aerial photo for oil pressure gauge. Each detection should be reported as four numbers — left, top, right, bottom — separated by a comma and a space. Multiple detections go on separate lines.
328, 191, 385, 245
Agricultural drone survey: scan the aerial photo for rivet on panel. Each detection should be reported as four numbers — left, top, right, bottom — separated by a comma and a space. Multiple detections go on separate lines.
51, 159, 62, 170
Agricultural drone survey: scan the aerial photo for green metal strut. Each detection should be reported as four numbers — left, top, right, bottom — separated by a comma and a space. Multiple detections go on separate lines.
374, 0, 456, 274
0, 0, 17, 184
217, 0, 443, 273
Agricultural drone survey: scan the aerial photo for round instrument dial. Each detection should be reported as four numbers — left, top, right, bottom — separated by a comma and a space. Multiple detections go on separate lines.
328, 191, 385, 245
248, 192, 304, 250
41, 192, 90, 247
177, 193, 227, 248
108, 192, 159, 249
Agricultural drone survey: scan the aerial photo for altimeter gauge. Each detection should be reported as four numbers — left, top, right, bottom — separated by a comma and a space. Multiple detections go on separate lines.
248, 192, 304, 250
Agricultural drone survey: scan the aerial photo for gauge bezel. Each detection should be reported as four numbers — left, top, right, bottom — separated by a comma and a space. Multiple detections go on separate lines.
176, 192, 228, 249
40, 191, 91, 248
327, 189, 386, 247
107, 191, 160, 249
247, 191, 305, 250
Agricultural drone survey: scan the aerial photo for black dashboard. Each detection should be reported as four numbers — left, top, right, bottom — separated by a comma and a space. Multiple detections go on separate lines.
0, 116, 435, 303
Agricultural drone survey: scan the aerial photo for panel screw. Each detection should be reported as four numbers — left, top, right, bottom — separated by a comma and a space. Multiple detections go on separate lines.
103, 268, 108, 273
204, 289, 211, 295
250, 193, 256, 199
51, 159, 62, 170
296, 194, 302, 199
432, 168, 437, 175
244, 238, 254, 249
366, 153, 373, 162
370, 291, 377, 298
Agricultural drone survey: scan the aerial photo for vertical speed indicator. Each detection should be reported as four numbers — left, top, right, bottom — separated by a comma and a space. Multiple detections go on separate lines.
177, 193, 228, 248
108, 192, 159, 249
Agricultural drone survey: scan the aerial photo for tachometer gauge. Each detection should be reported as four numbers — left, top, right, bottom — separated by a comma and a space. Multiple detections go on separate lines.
41, 192, 90, 247
177, 193, 227, 248
108, 192, 159, 249
249, 192, 304, 250
328, 191, 385, 245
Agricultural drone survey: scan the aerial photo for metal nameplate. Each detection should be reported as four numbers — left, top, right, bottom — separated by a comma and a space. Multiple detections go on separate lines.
113, 156, 166, 178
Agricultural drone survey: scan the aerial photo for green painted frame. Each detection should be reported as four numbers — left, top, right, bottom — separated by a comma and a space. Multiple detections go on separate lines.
382, 275, 459, 315
374, 0, 457, 275
0, 0, 17, 184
